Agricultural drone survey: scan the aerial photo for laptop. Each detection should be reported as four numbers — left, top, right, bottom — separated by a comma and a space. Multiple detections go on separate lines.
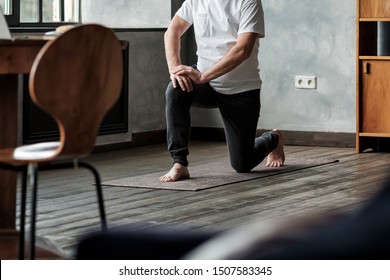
0, 7, 12, 39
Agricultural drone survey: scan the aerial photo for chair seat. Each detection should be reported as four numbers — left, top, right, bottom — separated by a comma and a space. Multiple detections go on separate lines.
13, 142, 61, 160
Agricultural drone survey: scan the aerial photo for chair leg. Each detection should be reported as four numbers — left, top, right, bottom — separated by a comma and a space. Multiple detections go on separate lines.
39, 161, 108, 231
28, 163, 39, 260
78, 162, 107, 231
18, 168, 28, 260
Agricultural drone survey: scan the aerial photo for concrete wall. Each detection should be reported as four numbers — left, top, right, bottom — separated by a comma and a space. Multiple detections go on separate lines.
81, 0, 170, 28
96, 30, 168, 146
85, 1, 171, 145
261, 0, 356, 133
98, 0, 357, 146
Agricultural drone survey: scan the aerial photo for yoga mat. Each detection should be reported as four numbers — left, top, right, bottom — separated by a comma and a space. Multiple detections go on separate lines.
102, 158, 339, 191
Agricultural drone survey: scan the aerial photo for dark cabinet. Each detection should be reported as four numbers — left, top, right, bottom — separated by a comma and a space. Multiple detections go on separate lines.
22, 41, 129, 144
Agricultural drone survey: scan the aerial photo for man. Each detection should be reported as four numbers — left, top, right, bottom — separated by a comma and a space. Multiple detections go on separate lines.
160, 0, 285, 182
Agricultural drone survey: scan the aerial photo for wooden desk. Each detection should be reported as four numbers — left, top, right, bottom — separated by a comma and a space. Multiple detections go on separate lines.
0, 39, 47, 233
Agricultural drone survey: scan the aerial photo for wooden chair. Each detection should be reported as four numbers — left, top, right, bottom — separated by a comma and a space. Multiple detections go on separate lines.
0, 24, 123, 259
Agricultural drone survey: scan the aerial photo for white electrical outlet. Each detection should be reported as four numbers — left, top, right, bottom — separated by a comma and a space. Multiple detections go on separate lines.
295, 76, 317, 90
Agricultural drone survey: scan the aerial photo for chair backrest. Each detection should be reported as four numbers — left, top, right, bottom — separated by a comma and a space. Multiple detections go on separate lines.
29, 24, 123, 158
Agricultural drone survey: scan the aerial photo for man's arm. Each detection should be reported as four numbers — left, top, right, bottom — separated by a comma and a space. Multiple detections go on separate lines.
171, 32, 259, 85
164, 15, 193, 91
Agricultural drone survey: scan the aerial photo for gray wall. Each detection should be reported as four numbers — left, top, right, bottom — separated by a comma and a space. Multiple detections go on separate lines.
96, 31, 168, 146
99, 0, 357, 146
117, 31, 168, 134
81, 0, 170, 28
261, 0, 356, 133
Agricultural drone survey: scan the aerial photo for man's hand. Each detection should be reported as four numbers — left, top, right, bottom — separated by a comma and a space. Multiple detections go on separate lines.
170, 65, 205, 86
170, 71, 193, 92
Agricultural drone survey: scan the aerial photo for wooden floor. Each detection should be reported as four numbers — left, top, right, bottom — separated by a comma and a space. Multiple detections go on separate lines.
4, 141, 390, 259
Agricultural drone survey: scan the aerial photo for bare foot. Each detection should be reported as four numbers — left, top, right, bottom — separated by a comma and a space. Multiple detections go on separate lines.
159, 163, 190, 182
266, 129, 285, 167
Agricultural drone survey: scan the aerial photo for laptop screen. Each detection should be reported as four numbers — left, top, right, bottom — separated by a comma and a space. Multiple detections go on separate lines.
0, 8, 12, 39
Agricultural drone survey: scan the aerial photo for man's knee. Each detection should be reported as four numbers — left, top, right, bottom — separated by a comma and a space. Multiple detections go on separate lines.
165, 82, 174, 98
166, 82, 186, 103
230, 160, 252, 173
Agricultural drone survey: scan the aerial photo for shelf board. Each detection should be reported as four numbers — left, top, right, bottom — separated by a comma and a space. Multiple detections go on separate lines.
360, 18, 390, 22
359, 133, 390, 137
359, 56, 390, 60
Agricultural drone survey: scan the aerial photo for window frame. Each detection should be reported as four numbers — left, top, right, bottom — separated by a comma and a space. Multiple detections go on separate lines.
6, 0, 178, 29
4, 0, 20, 26
5, 0, 80, 28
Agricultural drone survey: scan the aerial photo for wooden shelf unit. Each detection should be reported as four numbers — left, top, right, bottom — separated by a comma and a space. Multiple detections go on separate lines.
356, 0, 390, 152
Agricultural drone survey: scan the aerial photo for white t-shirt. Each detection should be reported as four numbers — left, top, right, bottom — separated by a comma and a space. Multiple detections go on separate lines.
176, 0, 265, 95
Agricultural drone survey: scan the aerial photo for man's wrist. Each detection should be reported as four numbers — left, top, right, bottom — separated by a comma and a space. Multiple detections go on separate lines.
168, 62, 181, 72
199, 72, 210, 84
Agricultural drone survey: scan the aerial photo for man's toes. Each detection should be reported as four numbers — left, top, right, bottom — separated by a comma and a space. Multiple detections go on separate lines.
159, 175, 171, 182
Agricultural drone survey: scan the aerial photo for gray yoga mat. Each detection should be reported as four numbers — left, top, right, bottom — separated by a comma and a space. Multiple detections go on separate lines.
102, 158, 339, 191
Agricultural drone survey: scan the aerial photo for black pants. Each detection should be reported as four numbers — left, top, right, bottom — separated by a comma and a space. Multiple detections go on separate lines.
165, 82, 279, 172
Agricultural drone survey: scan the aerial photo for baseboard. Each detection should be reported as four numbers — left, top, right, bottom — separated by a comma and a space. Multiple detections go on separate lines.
190, 127, 356, 148
93, 128, 356, 153
92, 130, 167, 153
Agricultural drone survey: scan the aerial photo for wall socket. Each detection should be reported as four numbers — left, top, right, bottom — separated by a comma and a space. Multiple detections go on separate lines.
295, 76, 317, 90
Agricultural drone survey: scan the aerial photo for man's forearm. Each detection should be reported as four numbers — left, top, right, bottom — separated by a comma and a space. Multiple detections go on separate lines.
164, 30, 182, 70
169, 33, 258, 86
201, 45, 250, 82
164, 15, 190, 71
200, 32, 258, 83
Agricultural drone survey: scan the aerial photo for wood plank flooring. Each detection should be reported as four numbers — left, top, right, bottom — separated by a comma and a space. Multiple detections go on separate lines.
9, 141, 390, 259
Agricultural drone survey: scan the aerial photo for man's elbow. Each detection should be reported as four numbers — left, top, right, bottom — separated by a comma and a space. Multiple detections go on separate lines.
164, 30, 171, 42
242, 50, 252, 60
236, 48, 252, 62
164, 28, 182, 44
